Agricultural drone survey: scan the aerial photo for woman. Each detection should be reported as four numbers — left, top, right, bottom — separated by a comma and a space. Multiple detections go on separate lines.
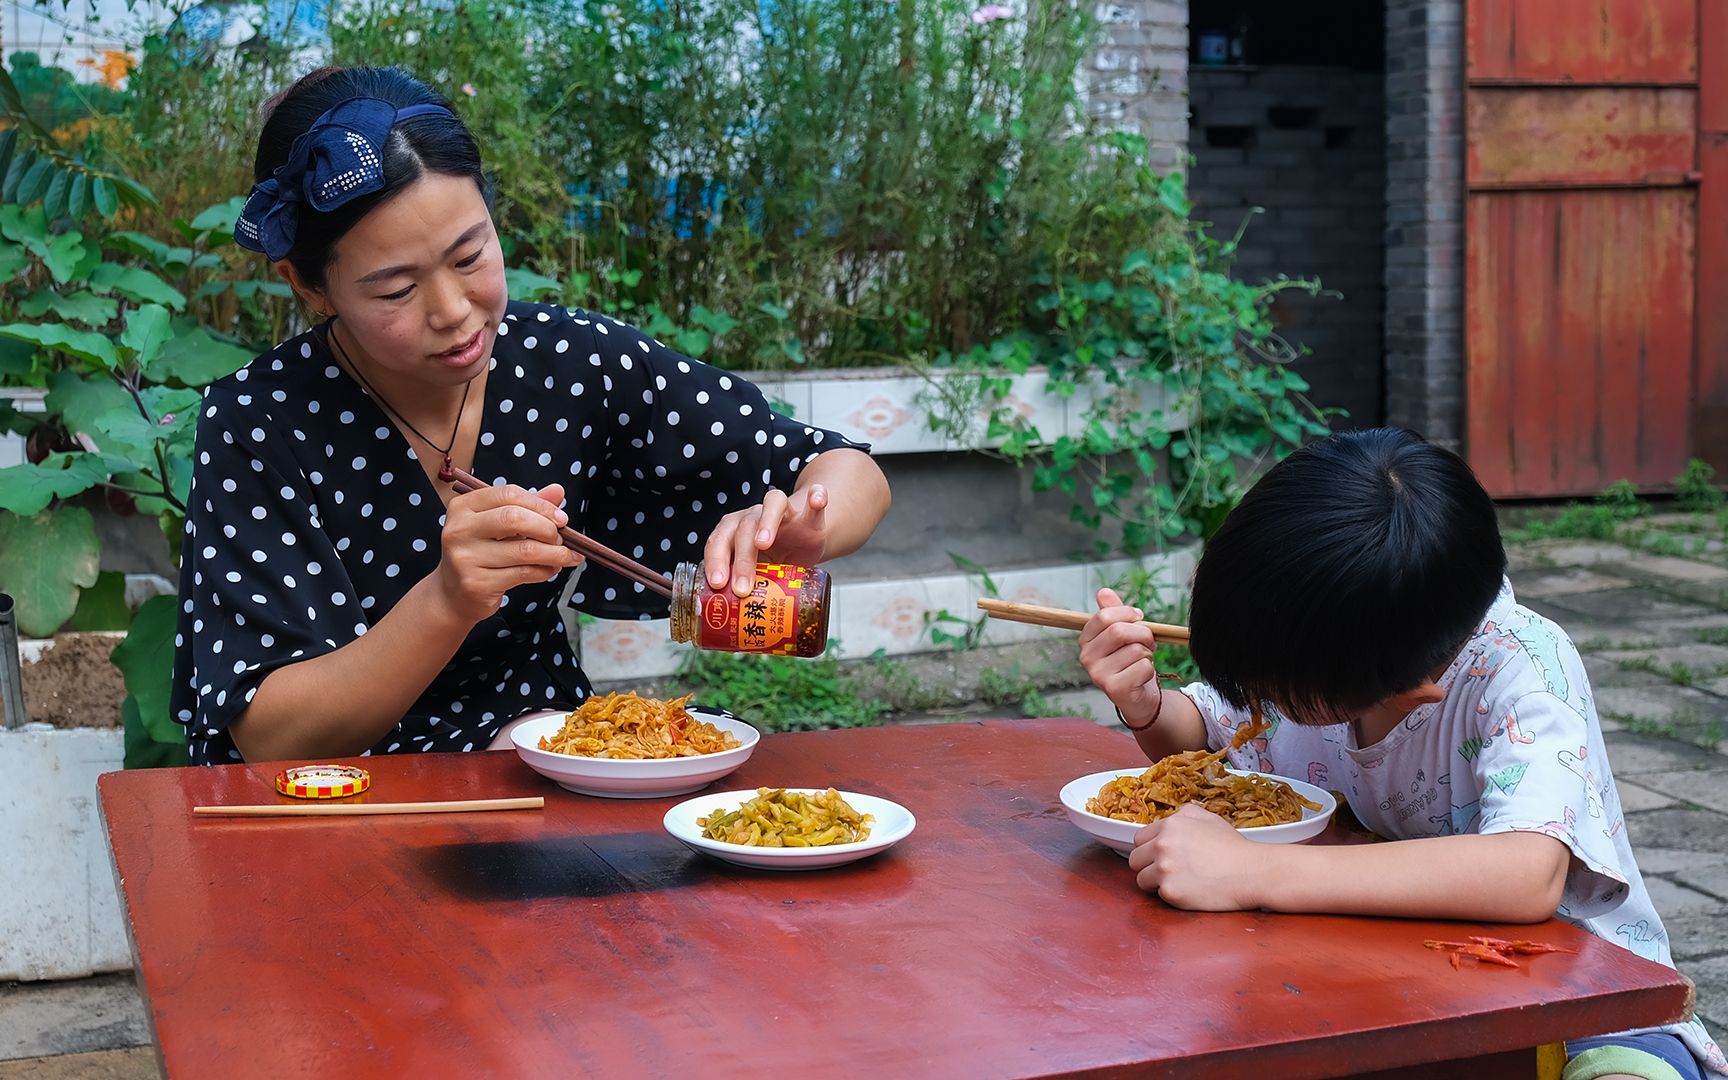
172, 66, 890, 765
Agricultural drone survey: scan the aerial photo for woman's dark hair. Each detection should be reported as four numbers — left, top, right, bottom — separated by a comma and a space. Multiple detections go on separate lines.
253, 66, 484, 288
1188, 427, 1507, 724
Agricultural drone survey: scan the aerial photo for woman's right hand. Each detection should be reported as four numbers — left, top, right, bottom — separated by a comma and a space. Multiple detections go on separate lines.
1079, 587, 1162, 728
432, 482, 583, 624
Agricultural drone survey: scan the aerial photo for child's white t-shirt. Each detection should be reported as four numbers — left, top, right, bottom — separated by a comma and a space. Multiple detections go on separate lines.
1180, 580, 1727, 1075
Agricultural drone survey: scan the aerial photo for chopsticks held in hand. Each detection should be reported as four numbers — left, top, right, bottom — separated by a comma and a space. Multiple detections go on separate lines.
193, 797, 545, 817
976, 598, 1190, 644
439, 463, 674, 599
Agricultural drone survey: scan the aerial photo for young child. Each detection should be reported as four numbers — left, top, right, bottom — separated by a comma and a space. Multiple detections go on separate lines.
1081, 428, 1725, 1080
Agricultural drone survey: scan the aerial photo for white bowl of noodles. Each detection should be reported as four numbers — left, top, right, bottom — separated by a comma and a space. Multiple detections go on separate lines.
509, 696, 759, 798
1059, 767, 1336, 856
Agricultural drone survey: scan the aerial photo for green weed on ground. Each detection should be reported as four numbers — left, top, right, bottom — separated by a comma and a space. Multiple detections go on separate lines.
1614, 654, 1700, 688
675, 649, 889, 732
1505, 462, 1728, 558
1676, 460, 1726, 514
1606, 709, 1727, 750
977, 664, 1079, 719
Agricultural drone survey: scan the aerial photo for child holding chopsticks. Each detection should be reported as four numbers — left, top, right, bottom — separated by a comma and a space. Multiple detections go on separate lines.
1081, 428, 1724, 1080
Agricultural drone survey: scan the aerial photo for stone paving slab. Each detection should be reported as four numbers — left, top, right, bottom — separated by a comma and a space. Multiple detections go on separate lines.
1595, 642, 1728, 673
1559, 623, 1666, 652
1583, 656, 1672, 690
1514, 567, 1637, 599
1636, 847, 1728, 877
0, 1048, 155, 1080
1625, 806, 1728, 854
1663, 913, 1728, 965
1603, 734, 1724, 776
1674, 862, 1728, 906
1685, 955, 1728, 1042
1626, 769, 1728, 816
1534, 586, 1707, 626
1643, 876, 1728, 916
1617, 782, 1682, 812
1632, 612, 1728, 643
1616, 554, 1728, 583
1594, 685, 1725, 738
0, 978, 149, 1063
1518, 541, 1644, 568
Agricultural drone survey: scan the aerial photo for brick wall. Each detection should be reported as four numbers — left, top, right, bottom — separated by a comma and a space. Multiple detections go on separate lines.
1187, 66, 1387, 426
1382, 0, 1464, 450
1085, 0, 1190, 171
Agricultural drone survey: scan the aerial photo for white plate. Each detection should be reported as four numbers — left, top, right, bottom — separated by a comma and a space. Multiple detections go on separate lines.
510, 707, 758, 798
663, 789, 916, 871
1060, 767, 1337, 856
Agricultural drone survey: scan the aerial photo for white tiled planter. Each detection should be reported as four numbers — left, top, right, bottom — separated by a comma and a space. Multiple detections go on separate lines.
753, 363, 1188, 455
0, 724, 130, 980
579, 543, 1198, 680
581, 364, 1197, 680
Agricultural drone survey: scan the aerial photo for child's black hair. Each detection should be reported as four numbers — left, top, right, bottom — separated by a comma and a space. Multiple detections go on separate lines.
1188, 428, 1506, 723
253, 66, 484, 288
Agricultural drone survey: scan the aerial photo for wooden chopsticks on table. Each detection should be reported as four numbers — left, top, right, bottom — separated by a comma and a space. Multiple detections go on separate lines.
192, 797, 545, 817
976, 598, 1190, 644
439, 463, 674, 598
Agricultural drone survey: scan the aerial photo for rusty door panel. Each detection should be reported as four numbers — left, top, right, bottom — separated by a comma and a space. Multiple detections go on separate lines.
1467, 88, 1695, 188
1467, 0, 1696, 84
1465, 0, 1708, 497
1696, 0, 1728, 465
1466, 189, 1695, 497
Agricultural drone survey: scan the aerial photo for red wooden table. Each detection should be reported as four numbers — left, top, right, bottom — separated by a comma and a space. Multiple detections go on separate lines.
100, 718, 1693, 1079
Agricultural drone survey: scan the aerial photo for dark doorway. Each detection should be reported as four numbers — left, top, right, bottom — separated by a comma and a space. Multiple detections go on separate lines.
1187, 0, 1388, 428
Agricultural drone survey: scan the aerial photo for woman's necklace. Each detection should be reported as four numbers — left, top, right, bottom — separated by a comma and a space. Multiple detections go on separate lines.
324, 320, 472, 476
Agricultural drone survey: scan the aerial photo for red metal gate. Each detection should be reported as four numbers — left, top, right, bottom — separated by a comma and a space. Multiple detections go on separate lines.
1464, 0, 1727, 497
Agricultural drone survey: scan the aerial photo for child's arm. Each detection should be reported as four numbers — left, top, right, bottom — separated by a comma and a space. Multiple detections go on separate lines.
1080, 588, 1208, 759
1130, 804, 1572, 923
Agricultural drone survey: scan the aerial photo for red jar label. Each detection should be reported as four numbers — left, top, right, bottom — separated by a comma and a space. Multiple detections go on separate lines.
694, 564, 806, 655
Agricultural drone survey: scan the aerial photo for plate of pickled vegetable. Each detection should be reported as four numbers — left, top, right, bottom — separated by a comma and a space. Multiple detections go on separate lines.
663, 787, 916, 870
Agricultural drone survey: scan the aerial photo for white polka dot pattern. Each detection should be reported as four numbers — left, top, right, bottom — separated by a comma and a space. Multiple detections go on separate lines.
170, 302, 867, 765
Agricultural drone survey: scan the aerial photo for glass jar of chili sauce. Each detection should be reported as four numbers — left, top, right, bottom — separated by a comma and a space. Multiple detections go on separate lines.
669, 562, 831, 657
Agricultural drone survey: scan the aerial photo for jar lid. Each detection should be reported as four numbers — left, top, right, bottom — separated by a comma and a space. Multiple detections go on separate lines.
275, 764, 371, 799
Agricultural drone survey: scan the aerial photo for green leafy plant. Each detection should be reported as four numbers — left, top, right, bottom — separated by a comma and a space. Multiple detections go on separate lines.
921, 169, 1328, 556
0, 66, 273, 765
976, 664, 1069, 719
1099, 562, 1200, 685
1504, 479, 1648, 544
673, 649, 888, 732
1675, 458, 1724, 513
923, 553, 998, 651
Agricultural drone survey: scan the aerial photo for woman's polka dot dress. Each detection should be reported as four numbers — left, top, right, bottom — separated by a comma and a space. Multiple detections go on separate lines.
170, 302, 867, 765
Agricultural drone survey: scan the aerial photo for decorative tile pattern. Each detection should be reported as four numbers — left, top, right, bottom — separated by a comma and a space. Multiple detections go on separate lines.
779, 365, 1188, 455
579, 617, 684, 681
809, 373, 940, 454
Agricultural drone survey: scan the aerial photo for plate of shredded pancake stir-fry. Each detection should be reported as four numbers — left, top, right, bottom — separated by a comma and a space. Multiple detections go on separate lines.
665, 787, 916, 870
510, 692, 758, 798
1059, 707, 1336, 854
537, 692, 741, 759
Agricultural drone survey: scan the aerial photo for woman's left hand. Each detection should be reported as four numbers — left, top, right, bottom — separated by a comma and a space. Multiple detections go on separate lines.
704, 484, 830, 596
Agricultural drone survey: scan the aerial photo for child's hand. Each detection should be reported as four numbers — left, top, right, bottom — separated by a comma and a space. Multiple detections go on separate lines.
1127, 804, 1263, 911
1079, 588, 1162, 727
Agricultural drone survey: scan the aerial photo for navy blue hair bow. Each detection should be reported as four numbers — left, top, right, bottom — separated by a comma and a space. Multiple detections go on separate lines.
234, 98, 453, 261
